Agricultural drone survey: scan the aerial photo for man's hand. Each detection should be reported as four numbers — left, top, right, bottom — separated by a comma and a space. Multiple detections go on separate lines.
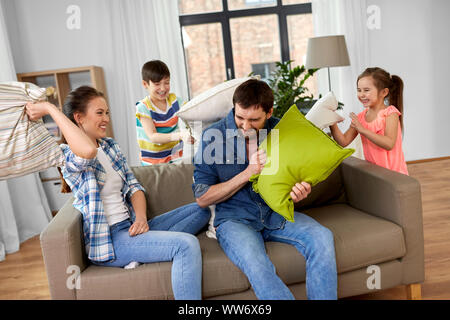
128, 218, 149, 237
246, 149, 267, 177
290, 182, 312, 203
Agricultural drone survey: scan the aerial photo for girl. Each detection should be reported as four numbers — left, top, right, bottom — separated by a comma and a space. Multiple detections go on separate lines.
25, 86, 210, 299
330, 67, 408, 175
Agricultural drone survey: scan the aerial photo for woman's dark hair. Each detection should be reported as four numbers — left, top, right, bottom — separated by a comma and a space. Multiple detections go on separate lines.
58, 86, 105, 193
357, 67, 404, 130
232, 79, 274, 114
141, 60, 170, 83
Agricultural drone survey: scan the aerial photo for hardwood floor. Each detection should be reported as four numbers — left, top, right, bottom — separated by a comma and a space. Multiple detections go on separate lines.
0, 159, 449, 300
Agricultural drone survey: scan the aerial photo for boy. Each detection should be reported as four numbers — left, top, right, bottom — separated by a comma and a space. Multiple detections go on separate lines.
135, 60, 194, 165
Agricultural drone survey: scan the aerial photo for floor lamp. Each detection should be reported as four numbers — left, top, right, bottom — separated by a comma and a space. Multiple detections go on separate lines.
305, 35, 350, 92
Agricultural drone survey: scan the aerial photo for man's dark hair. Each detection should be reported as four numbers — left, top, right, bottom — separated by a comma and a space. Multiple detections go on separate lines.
232, 79, 274, 113
141, 60, 170, 83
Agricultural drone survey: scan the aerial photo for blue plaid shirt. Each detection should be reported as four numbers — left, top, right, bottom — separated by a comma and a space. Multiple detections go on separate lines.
60, 137, 145, 262
193, 109, 286, 231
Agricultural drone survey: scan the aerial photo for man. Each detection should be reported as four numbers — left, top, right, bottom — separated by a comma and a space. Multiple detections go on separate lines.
193, 79, 337, 300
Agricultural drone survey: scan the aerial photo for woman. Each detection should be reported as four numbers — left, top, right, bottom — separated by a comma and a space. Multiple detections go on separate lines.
26, 86, 210, 299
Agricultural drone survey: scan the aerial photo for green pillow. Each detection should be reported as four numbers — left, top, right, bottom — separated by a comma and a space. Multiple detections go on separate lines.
250, 105, 354, 222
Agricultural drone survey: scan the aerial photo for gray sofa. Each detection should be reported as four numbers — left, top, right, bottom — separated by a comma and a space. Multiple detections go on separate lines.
40, 156, 425, 299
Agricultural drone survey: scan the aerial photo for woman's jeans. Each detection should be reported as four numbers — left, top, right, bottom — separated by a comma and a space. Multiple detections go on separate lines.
215, 211, 338, 300
93, 203, 211, 300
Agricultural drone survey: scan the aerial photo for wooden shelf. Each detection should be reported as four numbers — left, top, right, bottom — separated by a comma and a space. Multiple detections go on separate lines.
17, 66, 113, 139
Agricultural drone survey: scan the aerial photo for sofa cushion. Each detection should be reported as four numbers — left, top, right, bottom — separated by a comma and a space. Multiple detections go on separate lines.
75, 203, 406, 299
305, 204, 407, 273
132, 163, 196, 219
76, 262, 174, 300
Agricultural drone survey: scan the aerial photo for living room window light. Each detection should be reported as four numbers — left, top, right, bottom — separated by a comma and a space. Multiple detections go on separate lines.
178, 0, 315, 99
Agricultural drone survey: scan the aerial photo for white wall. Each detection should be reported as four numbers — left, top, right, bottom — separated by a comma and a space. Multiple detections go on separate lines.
1, 0, 187, 166
367, 0, 450, 161
2, 0, 135, 164
3, 0, 449, 161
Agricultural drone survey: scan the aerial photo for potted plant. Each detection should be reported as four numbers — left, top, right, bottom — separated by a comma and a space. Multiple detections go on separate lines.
268, 60, 319, 118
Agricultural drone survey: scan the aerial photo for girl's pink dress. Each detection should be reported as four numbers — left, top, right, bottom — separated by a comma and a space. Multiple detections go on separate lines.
357, 105, 409, 175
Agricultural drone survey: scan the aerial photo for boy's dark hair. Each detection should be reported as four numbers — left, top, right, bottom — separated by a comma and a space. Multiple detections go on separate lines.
142, 60, 170, 83
232, 79, 274, 113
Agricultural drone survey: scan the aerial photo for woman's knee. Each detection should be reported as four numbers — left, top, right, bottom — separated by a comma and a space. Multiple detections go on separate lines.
177, 233, 201, 254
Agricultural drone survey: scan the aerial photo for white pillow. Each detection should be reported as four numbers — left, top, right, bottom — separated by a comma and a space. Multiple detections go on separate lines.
305, 91, 344, 129
177, 76, 259, 159
176, 76, 260, 123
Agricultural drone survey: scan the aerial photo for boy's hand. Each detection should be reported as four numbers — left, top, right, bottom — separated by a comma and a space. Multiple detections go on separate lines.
180, 131, 195, 144
128, 218, 149, 237
290, 182, 311, 203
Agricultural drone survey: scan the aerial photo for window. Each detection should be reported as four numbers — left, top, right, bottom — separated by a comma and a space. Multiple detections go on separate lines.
178, 0, 314, 98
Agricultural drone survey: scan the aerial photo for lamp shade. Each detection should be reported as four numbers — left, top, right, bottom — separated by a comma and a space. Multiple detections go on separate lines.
305, 35, 350, 69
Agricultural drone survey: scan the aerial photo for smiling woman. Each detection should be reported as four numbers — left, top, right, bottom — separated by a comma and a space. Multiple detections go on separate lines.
25, 85, 211, 299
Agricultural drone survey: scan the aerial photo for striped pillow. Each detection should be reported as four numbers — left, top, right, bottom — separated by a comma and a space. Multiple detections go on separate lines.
0, 81, 64, 180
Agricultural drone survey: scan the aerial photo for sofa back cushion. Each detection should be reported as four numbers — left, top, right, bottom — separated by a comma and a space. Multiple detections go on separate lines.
131, 159, 347, 220
131, 163, 196, 220
294, 164, 346, 212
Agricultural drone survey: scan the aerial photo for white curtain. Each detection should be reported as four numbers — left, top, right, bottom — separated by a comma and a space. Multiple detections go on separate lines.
0, 2, 52, 262
312, 0, 369, 159
105, 0, 188, 167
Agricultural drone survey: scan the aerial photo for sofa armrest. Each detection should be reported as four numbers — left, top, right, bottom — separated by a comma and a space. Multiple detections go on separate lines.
40, 198, 87, 299
340, 157, 425, 285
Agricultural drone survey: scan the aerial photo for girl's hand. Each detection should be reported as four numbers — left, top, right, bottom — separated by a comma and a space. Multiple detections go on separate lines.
290, 182, 311, 203
349, 112, 364, 132
128, 218, 149, 237
25, 101, 53, 121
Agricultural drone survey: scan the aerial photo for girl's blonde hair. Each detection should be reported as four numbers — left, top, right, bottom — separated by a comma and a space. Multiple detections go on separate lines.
358, 67, 404, 130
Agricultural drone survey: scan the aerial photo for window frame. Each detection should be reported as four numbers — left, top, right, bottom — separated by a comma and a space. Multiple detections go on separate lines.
179, 0, 312, 92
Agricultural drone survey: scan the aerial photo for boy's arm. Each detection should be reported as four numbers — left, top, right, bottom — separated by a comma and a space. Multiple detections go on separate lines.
140, 116, 184, 144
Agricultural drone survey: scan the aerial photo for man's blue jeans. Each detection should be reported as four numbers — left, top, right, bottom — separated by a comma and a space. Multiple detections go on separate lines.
93, 203, 210, 300
215, 212, 338, 300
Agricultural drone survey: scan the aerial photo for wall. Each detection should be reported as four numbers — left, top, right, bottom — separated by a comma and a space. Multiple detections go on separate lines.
3, 0, 449, 161
367, 0, 450, 161
1, 0, 176, 166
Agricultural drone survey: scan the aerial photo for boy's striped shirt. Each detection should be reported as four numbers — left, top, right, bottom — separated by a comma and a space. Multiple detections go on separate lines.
135, 94, 183, 165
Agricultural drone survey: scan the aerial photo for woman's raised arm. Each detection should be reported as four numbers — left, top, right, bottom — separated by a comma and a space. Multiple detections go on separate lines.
26, 101, 97, 159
